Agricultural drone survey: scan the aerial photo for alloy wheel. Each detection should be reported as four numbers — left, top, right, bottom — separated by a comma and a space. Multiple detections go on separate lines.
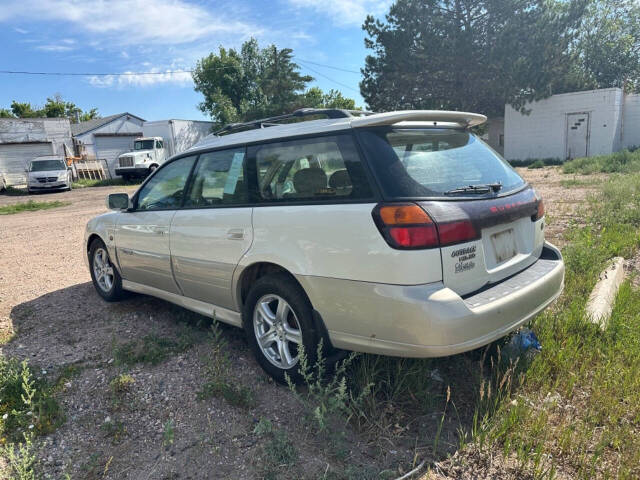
253, 294, 302, 369
93, 247, 115, 292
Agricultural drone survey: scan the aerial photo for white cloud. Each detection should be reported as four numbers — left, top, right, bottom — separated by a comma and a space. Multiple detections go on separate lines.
0, 0, 258, 45
14, 27, 28, 34
36, 44, 74, 52
287, 0, 392, 26
88, 69, 193, 88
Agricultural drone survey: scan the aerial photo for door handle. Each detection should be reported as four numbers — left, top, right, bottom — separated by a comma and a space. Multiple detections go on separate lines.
227, 229, 244, 240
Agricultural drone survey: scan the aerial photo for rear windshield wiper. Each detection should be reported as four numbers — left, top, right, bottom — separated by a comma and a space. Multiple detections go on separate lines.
444, 183, 503, 195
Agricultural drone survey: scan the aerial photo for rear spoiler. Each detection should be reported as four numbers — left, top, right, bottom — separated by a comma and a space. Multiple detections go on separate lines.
350, 110, 487, 129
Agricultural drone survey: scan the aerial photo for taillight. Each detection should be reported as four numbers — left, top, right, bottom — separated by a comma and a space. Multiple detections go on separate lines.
373, 204, 439, 249
533, 198, 545, 221
373, 203, 478, 249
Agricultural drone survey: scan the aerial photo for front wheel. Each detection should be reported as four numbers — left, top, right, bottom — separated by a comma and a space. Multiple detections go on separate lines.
89, 239, 126, 301
243, 273, 319, 384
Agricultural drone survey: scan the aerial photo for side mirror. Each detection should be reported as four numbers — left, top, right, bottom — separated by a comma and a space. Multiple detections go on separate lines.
107, 193, 131, 211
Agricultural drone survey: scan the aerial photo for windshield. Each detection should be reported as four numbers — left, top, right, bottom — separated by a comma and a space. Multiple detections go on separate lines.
29, 160, 66, 172
134, 140, 154, 150
357, 128, 525, 198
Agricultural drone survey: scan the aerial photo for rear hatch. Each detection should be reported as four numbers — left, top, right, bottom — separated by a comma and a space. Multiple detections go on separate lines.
357, 126, 545, 296
420, 187, 544, 295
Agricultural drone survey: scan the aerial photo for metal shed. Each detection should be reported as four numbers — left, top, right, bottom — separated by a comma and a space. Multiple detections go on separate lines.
0, 118, 72, 186
72, 113, 145, 176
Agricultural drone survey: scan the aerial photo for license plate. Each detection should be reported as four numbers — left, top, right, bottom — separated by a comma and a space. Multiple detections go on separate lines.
491, 229, 517, 263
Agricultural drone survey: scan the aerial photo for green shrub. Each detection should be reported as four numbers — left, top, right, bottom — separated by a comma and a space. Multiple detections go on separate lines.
527, 159, 545, 169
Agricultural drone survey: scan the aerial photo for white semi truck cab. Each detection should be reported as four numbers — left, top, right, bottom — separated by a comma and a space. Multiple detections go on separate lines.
115, 137, 166, 180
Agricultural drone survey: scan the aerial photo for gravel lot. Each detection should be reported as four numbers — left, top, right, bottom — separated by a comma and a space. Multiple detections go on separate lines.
0, 169, 598, 479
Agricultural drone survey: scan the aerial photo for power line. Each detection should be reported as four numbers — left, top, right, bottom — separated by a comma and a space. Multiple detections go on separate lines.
0, 58, 360, 77
295, 58, 360, 74
296, 60, 361, 94
0, 58, 362, 94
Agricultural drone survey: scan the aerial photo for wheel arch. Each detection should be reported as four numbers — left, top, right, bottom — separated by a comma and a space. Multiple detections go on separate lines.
235, 261, 335, 351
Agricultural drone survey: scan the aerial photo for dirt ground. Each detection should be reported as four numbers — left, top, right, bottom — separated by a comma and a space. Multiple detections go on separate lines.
0, 168, 597, 479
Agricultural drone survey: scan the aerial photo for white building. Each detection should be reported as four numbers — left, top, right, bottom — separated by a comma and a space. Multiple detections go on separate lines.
0, 117, 73, 186
72, 113, 146, 176
504, 87, 640, 161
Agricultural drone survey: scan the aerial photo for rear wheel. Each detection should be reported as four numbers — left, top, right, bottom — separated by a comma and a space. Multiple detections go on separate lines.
243, 273, 318, 384
148, 164, 158, 176
89, 239, 126, 301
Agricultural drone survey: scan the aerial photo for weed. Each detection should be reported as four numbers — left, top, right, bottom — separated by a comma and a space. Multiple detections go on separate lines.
0, 358, 64, 442
163, 420, 174, 447
527, 159, 545, 169
101, 419, 127, 444
112, 330, 196, 366
253, 417, 273, 436
260, 428, 297, 480
562, 148, 640, 174
198, 321, 255, 409
109, 374, 134, 395
0, 200, 70, 215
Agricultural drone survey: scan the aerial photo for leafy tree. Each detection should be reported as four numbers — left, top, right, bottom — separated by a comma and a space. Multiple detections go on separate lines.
3, 95, 99, 123
11, 101, 40, 118
360, 0, 588, 116
193, 38, 357, 125
0, 109, 14, 118
298, 87, 358, 110
572, 0, 640, 92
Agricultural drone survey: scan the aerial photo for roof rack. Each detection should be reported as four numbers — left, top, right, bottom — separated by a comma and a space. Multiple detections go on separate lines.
213, 108, 373, 136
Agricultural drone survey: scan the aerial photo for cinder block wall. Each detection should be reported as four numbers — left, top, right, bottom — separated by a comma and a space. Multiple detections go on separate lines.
504, 88, 623, 161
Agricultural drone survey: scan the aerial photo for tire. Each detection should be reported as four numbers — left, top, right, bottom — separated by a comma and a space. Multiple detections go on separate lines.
148, 165, 158, 177
89, 239, 126, 302
121, 174, 131, 183
243, 273, 319, 384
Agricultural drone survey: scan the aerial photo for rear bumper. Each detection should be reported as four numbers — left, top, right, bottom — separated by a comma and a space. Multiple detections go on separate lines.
299, 242, 564, 357
115, 167, 148, 176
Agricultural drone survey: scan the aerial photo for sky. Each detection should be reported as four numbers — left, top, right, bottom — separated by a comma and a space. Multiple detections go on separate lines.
0, 0, 393, 122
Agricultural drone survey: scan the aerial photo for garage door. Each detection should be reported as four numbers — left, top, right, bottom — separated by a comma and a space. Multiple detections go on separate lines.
0, 143, 53, 186
95, 135, 138, 177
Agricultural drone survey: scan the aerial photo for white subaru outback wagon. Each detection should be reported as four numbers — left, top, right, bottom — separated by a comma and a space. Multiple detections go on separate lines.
85, 109, 564, 382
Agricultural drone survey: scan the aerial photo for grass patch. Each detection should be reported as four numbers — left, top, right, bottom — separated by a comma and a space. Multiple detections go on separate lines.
527, 159, 545, 169
0, 200, 69, 215
73, 178, 141, 188
562, 147, 640, 174
463, 173, 640, 477
508, 157, 564, 168
112, 327, 197, 366
254, 423, 297, 480
198, 322, 255, 409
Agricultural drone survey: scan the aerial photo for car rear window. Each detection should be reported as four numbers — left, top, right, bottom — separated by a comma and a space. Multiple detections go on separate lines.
357, 128, 525, 198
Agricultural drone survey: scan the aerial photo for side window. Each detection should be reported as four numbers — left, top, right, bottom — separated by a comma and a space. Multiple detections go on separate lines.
136, 156, 194, 211
251, 134, 372, 201
156, 140, 163, 149
184, 149, 246, 207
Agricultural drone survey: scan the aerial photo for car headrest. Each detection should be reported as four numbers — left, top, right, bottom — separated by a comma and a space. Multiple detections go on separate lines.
328, 169, 351, 189
293, 168, 327, 196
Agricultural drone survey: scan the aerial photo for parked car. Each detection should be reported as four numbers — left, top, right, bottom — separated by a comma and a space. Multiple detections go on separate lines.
26, 156, 72, 193
84, 108, 565, 383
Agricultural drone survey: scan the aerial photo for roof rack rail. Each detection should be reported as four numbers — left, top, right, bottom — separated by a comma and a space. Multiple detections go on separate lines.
213, 108, 374, 136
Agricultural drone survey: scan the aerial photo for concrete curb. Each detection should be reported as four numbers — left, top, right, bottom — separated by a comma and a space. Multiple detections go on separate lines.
586, 257, 625, 329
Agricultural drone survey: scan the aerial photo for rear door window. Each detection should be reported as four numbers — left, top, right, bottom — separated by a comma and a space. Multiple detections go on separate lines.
184, 148, 247, 207
357, 128, 525, 198
249, 134, 372, 202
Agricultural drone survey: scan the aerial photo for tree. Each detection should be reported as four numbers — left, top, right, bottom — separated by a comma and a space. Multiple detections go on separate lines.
193, 38, 357, 125
571, 0, 640, 92
2, 95, 99, 122
360, 0, 588, 116
299, 87, 358, 110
